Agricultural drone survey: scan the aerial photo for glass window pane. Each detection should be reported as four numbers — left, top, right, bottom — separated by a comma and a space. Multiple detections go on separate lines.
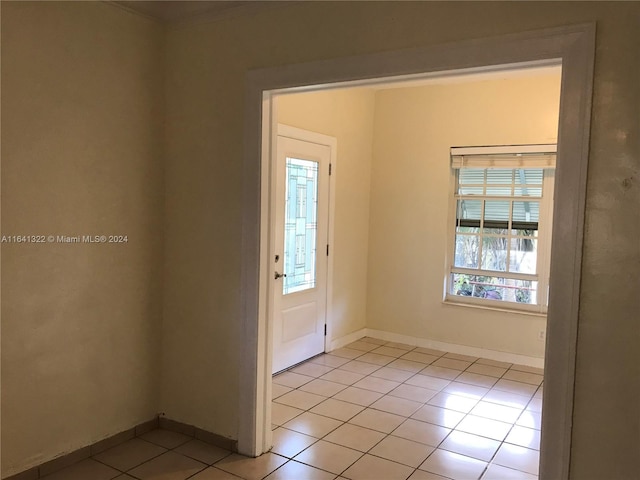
481, 236, 508, 272
484, 201, 510, 222
483, 228, 509, 235
509, 238, 537, 274
514, 280, 538, 304
511, 200, 539, 230
458, 169, 485, 184
283, 157, 318, 295
514, 186, 542, 197
515, 168, 543, 185
511, 229, 538, 237
486, 185, 513, 196
451, 274, 538, 304
454, 234, 479, 268
456, 226, 480, 234
459, 185, 484, 195
486, 169, 514, 184
451, 273, 476, 297
483, 200, 510, 231
457, 199, 482, 228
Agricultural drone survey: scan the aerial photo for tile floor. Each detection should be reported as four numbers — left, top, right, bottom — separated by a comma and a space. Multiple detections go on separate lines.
39, 338, 543, 480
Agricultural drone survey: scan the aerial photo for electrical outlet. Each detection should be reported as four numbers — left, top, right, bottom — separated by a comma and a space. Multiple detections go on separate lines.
538, 330, 546, 341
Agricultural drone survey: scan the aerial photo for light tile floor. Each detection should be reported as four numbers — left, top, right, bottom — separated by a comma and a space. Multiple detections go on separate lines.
41, 338, 543, 480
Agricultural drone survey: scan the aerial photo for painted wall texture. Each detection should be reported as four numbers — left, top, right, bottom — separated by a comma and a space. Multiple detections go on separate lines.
368, 72, 560, 358
1, 1, 638, 479
1, 2, 164, 476
163, 3, 638, 479
277, 89, 376, 342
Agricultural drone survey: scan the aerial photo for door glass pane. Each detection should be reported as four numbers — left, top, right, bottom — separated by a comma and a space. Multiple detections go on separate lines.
283, 157, 318, 295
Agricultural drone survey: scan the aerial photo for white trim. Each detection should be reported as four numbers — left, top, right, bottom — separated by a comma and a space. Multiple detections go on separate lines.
365, 329, 544, 369
277, 124, 336, 149
442, 299, 546, 318
328, 329, 367, 351
443, 295, 546, 315
325, 150, 337, 355
451, 144, 557, 156
451, 154, 556, 169
241, 24, 595, 480
449, 268, 538, 282
537, 170, 555, 308
326, 328, 544, 368
267, 58, 562, 96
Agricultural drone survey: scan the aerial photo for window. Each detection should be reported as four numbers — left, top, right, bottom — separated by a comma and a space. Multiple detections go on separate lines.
446, 145, 556, 313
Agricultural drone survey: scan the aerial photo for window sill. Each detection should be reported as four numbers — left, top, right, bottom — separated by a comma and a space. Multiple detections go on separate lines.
443, 296, 547, 318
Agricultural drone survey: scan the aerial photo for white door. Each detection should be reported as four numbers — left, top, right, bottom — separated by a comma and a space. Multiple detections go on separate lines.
272, 132, 331, 374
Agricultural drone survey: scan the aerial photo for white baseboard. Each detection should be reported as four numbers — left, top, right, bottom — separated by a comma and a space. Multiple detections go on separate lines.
328, 328, 366, 351
365, 328, 544, 368
327, 327, 544, 368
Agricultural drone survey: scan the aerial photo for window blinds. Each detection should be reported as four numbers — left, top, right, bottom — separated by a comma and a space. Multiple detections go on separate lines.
451, 144, 557, 169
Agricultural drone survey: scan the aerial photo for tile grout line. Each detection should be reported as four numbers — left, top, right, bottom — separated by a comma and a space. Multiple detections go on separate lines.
277, 345, 415, 478
273, 339, 541, 479
93, 432, 234, 480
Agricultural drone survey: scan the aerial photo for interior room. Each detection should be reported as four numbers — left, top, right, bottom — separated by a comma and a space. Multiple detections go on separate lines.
263, 67, 557, 479
1, 2, 638, 480
273, 67, 560, 364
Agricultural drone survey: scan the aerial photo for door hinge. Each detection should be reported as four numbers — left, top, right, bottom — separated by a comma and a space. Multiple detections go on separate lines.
324, 324, 327, 336
329, 163, 332, 175
326, 244, 329, 256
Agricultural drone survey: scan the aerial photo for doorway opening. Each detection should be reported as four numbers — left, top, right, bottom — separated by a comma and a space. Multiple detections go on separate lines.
240, 24, 594, 480
266, 65, 557, 479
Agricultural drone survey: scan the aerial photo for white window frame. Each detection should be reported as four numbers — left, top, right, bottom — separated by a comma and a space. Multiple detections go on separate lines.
445, 144, 556, 314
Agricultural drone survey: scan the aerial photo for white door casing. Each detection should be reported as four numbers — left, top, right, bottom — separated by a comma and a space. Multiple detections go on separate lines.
241, 25, 595, 480
272, 130, 332, 373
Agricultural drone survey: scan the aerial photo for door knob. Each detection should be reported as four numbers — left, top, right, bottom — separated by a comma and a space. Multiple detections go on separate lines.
274, 272, 287, 280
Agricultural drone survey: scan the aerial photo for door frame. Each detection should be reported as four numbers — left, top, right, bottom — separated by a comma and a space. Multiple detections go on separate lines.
240, 23, 595, 480
272, 122, 337, 372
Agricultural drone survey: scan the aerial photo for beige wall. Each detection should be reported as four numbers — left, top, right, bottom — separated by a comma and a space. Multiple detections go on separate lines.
164, 2, 638, 478
277, 89, 376, 341
367, 73, 560, 358
1, 2, 164, 476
